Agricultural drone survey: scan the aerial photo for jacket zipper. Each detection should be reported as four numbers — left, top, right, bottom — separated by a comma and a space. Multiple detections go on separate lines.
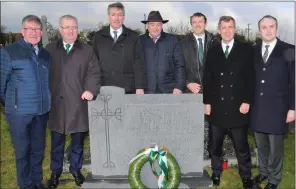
14, 88, 18, 108
35, 56, 43, 113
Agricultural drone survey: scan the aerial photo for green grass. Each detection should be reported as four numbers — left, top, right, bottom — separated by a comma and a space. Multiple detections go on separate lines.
1, 106, 295, 188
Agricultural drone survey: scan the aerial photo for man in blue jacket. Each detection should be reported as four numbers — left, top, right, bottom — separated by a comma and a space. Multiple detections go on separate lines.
139, 11, 185, 94
0, 15, 50, 189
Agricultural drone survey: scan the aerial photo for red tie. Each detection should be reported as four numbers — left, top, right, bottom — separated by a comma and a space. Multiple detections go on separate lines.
152, 37, 157, 42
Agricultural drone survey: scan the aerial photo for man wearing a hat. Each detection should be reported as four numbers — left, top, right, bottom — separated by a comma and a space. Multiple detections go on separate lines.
139, 11, 185, 94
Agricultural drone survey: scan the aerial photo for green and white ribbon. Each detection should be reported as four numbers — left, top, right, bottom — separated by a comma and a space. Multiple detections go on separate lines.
129, 145, 169, 188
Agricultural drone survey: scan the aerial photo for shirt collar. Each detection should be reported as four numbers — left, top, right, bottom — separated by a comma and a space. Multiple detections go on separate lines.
193, 33, 205, 42
110, 26, 123, 34
149, 33, 161, 39
63, 41, 74, 46
222, 38, 234, 48
262, 38, 277, 49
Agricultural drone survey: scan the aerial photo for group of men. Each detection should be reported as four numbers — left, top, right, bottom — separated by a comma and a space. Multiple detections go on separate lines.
0, 2, 294, 189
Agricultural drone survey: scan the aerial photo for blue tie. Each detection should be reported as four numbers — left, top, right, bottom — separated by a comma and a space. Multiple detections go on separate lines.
34, 46, 39, 56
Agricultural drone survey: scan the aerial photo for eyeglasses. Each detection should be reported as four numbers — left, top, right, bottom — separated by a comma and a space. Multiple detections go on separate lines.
23, 27, 42, 32
60, 26, 78, 30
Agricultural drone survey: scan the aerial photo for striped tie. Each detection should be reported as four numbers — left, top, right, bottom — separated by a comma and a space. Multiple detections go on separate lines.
263, 45, 270, 63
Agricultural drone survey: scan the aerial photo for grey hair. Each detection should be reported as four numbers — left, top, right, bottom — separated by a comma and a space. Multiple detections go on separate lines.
107, 2, 125, 16
22, 15, 42, 29
59, 14, 78, 26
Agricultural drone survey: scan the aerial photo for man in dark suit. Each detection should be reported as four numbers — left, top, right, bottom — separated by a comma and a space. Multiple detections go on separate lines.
139, 11, 185, 94
203, 16, 255, 189
180, 12, 219, 158
92, 2, 146, 94
46, 15, 101, 188
250, 15, 295, 189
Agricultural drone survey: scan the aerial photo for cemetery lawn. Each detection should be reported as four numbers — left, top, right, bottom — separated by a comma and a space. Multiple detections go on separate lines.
1, 106, 295, 188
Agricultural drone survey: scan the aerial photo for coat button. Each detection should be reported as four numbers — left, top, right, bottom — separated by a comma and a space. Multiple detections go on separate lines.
221, 85, 224, 88
230, 96, 234, 100
261, 80, 265, 83
221, 97, 224, 100
225, 112, 228, 115
221, 72, 224, 76
260, 93, 263, 96
60, 96, 63, 99
230, 72, 233, 75
263, 68, 266, 71
230, 84, 233, 88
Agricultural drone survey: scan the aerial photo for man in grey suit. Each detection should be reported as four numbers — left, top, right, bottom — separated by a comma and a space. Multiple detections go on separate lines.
250, 15, 295, 189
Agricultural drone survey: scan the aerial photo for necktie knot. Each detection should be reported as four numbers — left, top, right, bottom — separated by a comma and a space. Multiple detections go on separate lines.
265, 45, 270, 49
113, 31, 118, 42
198, 38, 202, 42
33, 46, 39, 56
225, 45, 230, 58
152, 37, 157, 42
65, 44, 71, 54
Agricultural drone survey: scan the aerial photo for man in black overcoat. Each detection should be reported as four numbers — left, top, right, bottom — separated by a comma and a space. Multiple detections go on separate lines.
250, 15, 295, 189
203, 16, 255, 189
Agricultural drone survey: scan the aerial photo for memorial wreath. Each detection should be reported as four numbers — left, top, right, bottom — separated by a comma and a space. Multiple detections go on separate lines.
128, 144, 181, 189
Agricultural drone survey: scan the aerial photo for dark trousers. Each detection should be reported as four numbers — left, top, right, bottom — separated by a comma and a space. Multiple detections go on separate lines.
211, 124, 252, 178
5, 113, 48, 189
50, 131, 86, 174
254, 132, 284, 185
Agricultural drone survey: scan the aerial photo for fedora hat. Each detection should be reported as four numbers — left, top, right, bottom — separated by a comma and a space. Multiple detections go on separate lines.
141, 11, 169, 24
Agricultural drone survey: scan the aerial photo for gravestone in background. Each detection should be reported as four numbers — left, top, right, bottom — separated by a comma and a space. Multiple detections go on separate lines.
83, 86, 212, 189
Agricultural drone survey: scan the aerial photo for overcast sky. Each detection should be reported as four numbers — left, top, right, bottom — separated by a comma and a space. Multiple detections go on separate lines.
1, 1, 294, 44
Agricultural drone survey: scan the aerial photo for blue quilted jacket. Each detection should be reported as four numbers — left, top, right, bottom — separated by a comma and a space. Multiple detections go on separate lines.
0, 38, 51, 115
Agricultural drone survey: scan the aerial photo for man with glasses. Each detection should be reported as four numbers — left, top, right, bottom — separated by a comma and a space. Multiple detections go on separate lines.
0, 15, 50, 189
45, 15, 101, 188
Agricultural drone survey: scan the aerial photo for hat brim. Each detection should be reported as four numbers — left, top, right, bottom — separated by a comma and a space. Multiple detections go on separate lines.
141, 20, 169, 24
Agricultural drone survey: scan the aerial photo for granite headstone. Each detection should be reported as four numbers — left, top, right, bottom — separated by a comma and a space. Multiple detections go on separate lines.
83, 86, 211, 189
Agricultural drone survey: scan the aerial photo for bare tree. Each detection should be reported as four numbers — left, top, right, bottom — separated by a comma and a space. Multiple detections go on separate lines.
166, 25, 179, 35
0, 25, 7, 34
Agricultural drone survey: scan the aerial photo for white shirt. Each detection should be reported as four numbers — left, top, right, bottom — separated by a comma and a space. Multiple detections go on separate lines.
110, 26, 123, 38
262, 38, 277, 62
221, 38, 234, 54
193, 33, 205, 49
63, 41, 74, 52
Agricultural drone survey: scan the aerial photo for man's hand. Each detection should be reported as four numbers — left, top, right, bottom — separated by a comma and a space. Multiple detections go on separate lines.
173, 88, 182, 94
286, 110, 295, 123
81, 91, 94, 101
239, 103, 250, 114
136, 89, 144, 94
205, 104, 211, 115
187, 83, 201, 94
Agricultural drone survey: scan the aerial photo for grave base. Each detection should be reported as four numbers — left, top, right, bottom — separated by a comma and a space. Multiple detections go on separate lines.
82, 170, 213, 189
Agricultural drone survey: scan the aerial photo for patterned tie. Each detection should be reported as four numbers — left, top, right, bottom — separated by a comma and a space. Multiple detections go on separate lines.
198, 38, 204, 65
34, 46, 39, 56
263, 45, 270, 63
225, 45, 230, 58
113, 31, 118, 43
65, 44, 71, 54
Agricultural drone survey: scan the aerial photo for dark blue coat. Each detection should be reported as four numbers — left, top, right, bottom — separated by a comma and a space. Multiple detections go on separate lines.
139, 32, 185, 93
250, 39, 295, 134
0, 38, 51, 115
